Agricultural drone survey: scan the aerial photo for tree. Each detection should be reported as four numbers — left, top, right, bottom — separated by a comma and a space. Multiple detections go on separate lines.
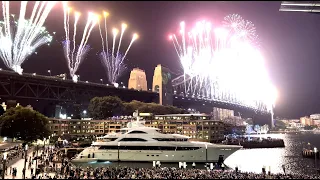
245, 124, 254, 134
123, 100, 186, 115
254, 125, 261, 133
0, 106, 51, 142
0, 106, 4, 116
274, 120, 286, 129
245, 118, 254, 125
88, 96, 125, 119
123, 100, 145, 115
89, 96, 187, 119
304, 125, 316, 130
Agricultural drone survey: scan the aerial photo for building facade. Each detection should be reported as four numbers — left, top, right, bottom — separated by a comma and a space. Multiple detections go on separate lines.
300, 116, 314, 126
310, 114, 320, 127
48, 114, 226, 143
212, 107, 235, 120
280, 1, 320, 13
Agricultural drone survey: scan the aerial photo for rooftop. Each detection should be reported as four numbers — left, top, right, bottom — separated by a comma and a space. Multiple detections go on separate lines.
280, 1, 320, 12
154, 113, 211, 117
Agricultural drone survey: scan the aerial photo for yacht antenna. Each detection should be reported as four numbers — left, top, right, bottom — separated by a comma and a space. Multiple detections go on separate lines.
133, 110, 139, 122
137, 110, 139, 122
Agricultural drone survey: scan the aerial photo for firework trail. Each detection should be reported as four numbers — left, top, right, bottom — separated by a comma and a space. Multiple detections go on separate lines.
0, 1, 56, 74
169, 14, 276, 113
62, 2, 98, 82
97, 12, 138, 84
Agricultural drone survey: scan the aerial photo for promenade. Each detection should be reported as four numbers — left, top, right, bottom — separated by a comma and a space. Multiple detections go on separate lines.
3, 145, 320, 179
4, 146, 57, 179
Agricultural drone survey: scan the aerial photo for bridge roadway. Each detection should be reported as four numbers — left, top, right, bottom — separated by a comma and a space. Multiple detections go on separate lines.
0, 70, 270, 124
173, 95, 271, 124
0, 69, 158, 104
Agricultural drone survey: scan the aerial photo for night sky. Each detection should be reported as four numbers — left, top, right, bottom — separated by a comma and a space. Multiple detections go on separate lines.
2, 1, 320, 119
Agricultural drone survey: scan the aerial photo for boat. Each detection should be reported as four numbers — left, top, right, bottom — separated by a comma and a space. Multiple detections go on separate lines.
71, 118, 242, 164
313, 129, 320, 134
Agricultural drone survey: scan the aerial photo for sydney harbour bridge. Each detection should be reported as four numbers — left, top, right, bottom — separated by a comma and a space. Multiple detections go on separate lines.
0, 68, 271, 125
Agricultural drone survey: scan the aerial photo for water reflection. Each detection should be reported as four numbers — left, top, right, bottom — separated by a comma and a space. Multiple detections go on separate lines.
224, 133, 320, 175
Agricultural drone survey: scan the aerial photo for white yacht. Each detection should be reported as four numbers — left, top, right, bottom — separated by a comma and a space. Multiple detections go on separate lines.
72, 119, 242, 163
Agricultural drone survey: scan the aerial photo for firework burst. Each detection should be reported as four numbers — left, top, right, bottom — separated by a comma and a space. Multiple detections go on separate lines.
223, 14, 244, 31
62, 2, 98, 82
169, 14, 276, 113
97, 12, 138, 84
223, 14, 258, 45
0, 1, 56, 74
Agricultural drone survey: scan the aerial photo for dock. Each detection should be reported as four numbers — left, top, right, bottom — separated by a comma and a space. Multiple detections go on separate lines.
302, 149, 319, 159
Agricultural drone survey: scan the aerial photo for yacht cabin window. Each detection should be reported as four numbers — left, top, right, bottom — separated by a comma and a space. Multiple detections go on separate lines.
98, 146, 200, 151
153, 138, 188, 142
128, 130, 147, 134
119, 138, 147, 142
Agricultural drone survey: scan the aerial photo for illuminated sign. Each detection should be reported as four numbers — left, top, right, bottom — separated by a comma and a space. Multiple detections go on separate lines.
139, 113, 153, 116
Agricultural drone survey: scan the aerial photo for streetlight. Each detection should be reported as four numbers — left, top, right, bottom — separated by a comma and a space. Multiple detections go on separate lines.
100, 79, 103, 84
2, 152, 6, 180
22, 144, 28, 179
47, 70, 51, 76
83, 110, 87, 118
314, 147, 318, 168
35, 141, 39, 170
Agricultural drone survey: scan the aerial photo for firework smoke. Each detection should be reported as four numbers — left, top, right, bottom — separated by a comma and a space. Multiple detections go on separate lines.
0, 1, 56, 74
98, 12, 138, 84
62, 2, 98, 82
170, 14, 276, 113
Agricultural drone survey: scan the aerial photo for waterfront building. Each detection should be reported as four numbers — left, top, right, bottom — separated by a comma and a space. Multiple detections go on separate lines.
287, 121, 304, 129
278, 119, 302, 128
212, 107, 234, 120
300, 116, 314, 126
310, 114, 320, 127
48, 114, 226, 143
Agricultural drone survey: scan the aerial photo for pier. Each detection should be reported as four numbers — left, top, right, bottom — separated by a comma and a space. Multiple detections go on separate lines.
302, 149, 320, 159
59, 147, 85, 159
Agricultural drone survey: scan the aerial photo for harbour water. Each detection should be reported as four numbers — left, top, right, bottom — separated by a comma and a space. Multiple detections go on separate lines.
73, 133, 320, 175
225, 133, 320, 175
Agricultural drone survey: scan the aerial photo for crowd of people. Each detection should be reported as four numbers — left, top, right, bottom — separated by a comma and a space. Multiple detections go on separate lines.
0, 145, 25, 177
0, 145, 24, 162
33, 166, 320, 179
1, 145, 320, 179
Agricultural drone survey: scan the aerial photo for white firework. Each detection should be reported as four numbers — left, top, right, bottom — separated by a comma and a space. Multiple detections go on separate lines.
0, 1, 56, 74
170, 14, 277, 113
97, 12, 138, 84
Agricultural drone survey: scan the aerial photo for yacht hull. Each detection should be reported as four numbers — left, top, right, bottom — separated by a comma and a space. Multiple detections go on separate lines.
71, 145, 241, 163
